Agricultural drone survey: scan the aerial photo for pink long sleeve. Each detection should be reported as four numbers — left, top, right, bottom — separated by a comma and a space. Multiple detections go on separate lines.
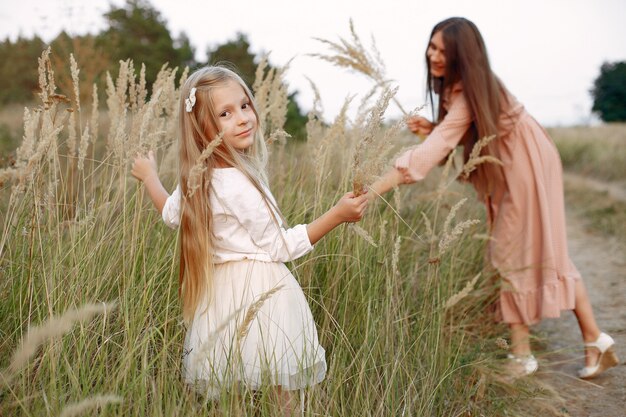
395, 91, 472, 183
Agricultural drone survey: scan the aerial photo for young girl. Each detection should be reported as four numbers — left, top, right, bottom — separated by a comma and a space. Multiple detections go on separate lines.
131, 66, 368, 408
371, 17, 618, 379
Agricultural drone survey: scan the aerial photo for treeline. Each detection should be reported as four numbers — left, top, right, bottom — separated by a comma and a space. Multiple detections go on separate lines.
0, 0, 307, 137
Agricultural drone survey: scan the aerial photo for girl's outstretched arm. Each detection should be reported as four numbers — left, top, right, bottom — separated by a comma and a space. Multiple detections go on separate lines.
131, 151, 169, 214
306, 192, 368, 245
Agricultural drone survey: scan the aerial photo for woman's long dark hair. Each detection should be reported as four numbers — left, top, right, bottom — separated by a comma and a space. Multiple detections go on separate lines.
426, 17, 507, 191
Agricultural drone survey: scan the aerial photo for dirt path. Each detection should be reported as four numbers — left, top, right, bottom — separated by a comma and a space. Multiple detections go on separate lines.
536, 175, 626, 416
563, 172, 626, 202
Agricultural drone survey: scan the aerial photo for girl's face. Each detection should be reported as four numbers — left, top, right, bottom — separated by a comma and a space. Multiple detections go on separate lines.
211, 80, 257, 151
427, 31, 446, 78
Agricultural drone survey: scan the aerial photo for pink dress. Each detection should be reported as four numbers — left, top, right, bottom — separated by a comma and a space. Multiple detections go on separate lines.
395, 84, 580, 325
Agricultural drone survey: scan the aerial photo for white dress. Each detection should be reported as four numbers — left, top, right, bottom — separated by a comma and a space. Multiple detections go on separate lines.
162, 168, 326, 396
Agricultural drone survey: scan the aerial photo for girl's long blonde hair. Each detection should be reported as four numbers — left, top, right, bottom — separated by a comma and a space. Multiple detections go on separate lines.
177, 66, 277, 323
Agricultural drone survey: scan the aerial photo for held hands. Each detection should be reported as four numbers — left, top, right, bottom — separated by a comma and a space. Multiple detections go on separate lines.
332, 192, 369, 223
131, 150, 158, 183
406, 116, 434, 137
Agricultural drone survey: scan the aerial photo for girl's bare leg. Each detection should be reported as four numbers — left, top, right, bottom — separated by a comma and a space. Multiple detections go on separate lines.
572, 279, 602, 366
275, 387, 298, 417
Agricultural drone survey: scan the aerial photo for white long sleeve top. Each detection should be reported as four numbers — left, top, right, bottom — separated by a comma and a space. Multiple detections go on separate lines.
161, 167, 314, 264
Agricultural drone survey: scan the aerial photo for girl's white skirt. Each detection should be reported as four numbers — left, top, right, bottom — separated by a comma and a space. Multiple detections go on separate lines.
182, 259, 326, 396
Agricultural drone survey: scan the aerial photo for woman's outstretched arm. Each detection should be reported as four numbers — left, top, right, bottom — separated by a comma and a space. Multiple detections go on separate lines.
369, 168, 405, 199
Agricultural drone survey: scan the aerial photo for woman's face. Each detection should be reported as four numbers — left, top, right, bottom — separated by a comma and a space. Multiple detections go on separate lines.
427, 31, 446, 78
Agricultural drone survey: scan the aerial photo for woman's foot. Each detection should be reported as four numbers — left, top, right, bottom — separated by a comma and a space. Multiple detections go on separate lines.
578, 332, 619, 379
505, 353, 538, 379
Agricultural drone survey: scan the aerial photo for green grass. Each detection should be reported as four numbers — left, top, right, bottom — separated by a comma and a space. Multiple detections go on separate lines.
563, 179, 626, 240
0, 55, 560, 416
550, 124, 626, 182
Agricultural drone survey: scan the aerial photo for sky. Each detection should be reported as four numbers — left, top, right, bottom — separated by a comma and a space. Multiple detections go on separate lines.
1, 0, 625, 126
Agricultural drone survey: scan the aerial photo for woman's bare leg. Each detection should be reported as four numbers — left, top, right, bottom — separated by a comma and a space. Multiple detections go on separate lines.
572, 279, 602, 366
509, 323, 532, 356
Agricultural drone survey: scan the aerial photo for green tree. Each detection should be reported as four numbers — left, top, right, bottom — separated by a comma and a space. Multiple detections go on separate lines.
0, 36, 46, 104
205, 33, 308, 139
591, 61, 626, 122
205, 32, 257, 87
49, 31, 110, 104
285, 92, 309, 139
97, 0, 195, 85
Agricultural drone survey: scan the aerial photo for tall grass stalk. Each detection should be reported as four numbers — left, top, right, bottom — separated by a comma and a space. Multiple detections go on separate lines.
0, 49, 558, 416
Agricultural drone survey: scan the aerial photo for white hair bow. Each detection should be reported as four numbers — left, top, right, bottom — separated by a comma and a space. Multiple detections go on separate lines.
185, 87, 197, 113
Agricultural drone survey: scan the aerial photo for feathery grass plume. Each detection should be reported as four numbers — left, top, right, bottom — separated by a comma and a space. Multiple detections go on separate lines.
127, 60, 139, 113
138, 63, 148, 110
392, 185, 402, 211
136, 87, 163, 152
349, 223, 378, 247
67, 107, 78, 158
459, 134, 503, 181
252, 56, 291, 145
312, 19, 408, 115
59, 394, 123, 417
439, 218, 481, 256
313, 96, 352, 174
392, 236, 402, 279
90, 83, 99, 144
105, 60, 130, 155
77, 126, 90, 171
3, 49, 70, 194
352, 87, 396, 196
378, 219, 388, 243
353, 84, 380, 128
252, 56, 271, 110
38, 47, 56, 106
444, 273, 481, 310
186, 134, 223, 197
367, 114, 406, 184
70, 53, 81, 113
237, 285, 285, 340
1, 301, 117, 383
437, 197, 481, 254
146, 65, 181, 152
495, 337, 510, 350
421, 212, 435, 242
20, 108, 67, 192
304, 77, 324, 143
15, 107, 40, 167
442, 198, 468, 238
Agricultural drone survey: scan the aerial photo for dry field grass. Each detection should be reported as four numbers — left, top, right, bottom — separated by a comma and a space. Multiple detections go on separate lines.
0, 50, 596, 416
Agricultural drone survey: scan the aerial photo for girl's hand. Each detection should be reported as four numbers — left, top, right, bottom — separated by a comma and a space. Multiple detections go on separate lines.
406, 116, 434, 136
306, 192, 369, 244
131, 150, 158, 183
333, 192, 369, 223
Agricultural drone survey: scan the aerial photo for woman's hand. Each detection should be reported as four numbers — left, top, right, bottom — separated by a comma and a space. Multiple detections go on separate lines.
131, 150, 158, 183
406, 116, 434, 136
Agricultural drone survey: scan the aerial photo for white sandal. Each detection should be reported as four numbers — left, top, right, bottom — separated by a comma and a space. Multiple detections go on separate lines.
578, 332, 619, 379
506, 353, 538, 376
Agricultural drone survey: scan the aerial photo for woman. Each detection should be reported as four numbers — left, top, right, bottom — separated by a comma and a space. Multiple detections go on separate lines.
371, 17, 618, 378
